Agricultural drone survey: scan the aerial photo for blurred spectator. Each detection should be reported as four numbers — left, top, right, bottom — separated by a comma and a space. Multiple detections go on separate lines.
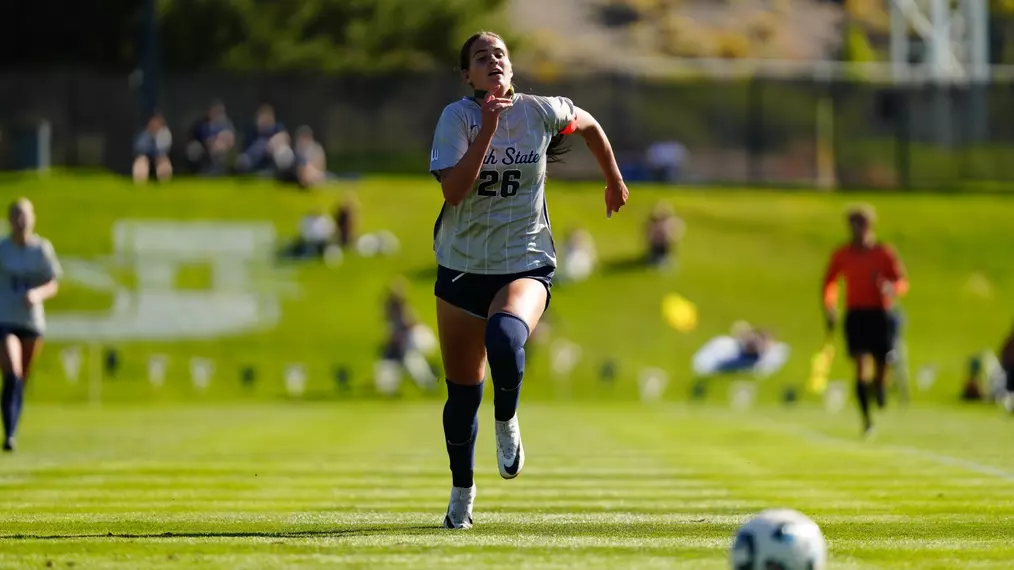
961, 355, 986, 402
278, 209, 337, 261
692, 321, 790, 378
646, 140, 687, 183
186, 100, 235, 175
132, 112, 173, 184
292, 126, 327, 189
381, 278, 436, 392
334, 194, 361, 249
645, 202, 685, 268
1001, 326, 1014, 411
235, 104, 292, 177
559, 228, 597, 283
731, 321, 774, 363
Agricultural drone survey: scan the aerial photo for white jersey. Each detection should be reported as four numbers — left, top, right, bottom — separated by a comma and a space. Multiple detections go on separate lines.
429, 93, 577, 274
0, 235, 62, 333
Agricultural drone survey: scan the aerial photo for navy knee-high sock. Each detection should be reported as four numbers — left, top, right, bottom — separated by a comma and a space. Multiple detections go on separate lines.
855, 379, 871, 429
1, 373, 16, 440
485, 312, 530, 422
11, 378, 24, 435
443, 380, 483, 488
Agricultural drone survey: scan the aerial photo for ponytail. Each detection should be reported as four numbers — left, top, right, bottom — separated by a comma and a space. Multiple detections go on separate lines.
546, 133, 571, 164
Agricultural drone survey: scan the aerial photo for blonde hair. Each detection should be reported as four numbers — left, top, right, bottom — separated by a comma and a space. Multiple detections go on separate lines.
9, 197, 32, 216
845, 203, 876, 224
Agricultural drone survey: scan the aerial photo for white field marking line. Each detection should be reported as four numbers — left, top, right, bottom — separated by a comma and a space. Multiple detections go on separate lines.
761, 419, 1014, 483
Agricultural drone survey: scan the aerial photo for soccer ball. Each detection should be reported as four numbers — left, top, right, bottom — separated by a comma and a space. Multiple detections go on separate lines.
729, 509, 827, 570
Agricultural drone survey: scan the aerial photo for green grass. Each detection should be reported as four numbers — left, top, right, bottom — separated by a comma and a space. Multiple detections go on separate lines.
2, 173, 1013, 567
1, 402, 1013, 568
4, 172, 1011, 404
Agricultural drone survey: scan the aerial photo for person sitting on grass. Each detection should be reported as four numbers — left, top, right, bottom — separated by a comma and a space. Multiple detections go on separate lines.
692, 321, 790, 379
132, 112, 173, 185
645, 202, 685, 269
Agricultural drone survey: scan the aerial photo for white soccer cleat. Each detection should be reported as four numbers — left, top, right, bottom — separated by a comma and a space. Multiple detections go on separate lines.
442, 485, 475, 529
495, 415, 525, 479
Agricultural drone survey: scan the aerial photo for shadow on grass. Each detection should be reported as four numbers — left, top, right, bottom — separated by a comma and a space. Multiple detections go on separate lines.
0, 526, 438, 540
0, 520, 751, 541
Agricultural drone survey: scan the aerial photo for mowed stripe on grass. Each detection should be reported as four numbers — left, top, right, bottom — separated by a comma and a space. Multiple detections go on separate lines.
0, 402, 1011, 569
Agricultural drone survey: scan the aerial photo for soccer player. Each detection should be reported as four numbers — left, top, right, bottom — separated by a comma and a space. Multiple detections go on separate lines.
429, 31, 629, 529
822, 205, 907, 437
1000, 325, 1014, 412
0, 199, 61, 452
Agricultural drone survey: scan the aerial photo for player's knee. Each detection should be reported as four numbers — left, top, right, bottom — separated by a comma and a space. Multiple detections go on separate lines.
484, 312, 529, 360
132, 156, 150, 184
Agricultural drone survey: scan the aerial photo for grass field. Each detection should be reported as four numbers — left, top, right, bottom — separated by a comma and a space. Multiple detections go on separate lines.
1, 401, 1013, 569
0, 173, 1012, 568
2, 173, 1013, 405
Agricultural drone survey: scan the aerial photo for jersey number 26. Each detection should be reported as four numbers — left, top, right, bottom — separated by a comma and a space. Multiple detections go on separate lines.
477, 169, 521, 198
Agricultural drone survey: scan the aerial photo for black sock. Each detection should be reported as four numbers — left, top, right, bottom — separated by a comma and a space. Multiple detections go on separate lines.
874, 379, 887, 409
1, 373, 15, 440
443, 380, 483, 488
855, 380, 871, 429
485, 313, 529, 422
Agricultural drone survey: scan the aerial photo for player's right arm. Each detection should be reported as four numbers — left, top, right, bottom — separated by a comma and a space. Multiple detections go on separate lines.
430, 94, 511, 206
821, 248, 844, 332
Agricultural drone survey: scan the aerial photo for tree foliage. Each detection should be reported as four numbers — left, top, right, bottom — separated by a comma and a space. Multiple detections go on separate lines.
0, 0, 512, 72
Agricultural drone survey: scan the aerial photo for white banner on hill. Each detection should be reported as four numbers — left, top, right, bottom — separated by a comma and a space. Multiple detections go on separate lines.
190, 358, 214, 391
824, 381, 847, 414
60, 346, 82, 384
729, 381, 757, 411
285, 364, 307, 397
148, 355, 168, 388
637, 368, 669, 403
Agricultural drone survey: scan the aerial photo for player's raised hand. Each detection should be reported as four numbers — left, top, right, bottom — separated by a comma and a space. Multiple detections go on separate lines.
605, 178, 629, 218
480, 92, 513, 128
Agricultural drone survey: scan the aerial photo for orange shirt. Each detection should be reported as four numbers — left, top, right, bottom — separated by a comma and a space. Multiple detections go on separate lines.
823, 243, 908, 310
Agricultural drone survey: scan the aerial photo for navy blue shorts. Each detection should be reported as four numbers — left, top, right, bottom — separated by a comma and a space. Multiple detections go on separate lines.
435, 265, 554, 319
844, 309, 898, 362
0, 325, 41, 341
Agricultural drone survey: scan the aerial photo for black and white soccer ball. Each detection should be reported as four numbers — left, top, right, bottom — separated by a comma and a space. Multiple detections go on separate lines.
730, 509, 827, 570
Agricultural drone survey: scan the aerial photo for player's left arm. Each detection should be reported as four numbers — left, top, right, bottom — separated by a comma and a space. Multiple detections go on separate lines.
570, 107, 628, 216
570, 109, 621, 182
883, 245, 909, 298
27, 241, 61, 305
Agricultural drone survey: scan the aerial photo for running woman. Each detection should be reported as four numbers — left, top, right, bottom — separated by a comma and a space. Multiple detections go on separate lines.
0, 198, 62, 452
429, 31, 629, 528
822, 205, 907, 438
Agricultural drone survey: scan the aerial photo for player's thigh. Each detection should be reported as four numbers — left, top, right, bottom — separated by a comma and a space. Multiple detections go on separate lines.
0, 334, 23, 378
436, 298, 487, 384
489, 278, 549, 332
853, 352, 875, 382
19, 336, 43, 381
864, 311, 895, 368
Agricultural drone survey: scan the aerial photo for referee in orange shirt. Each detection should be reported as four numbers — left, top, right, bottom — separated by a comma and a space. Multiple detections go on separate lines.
822, 206, 908, 437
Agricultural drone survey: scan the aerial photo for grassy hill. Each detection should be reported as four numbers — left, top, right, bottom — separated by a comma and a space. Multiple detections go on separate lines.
3, 172, 1012, 405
